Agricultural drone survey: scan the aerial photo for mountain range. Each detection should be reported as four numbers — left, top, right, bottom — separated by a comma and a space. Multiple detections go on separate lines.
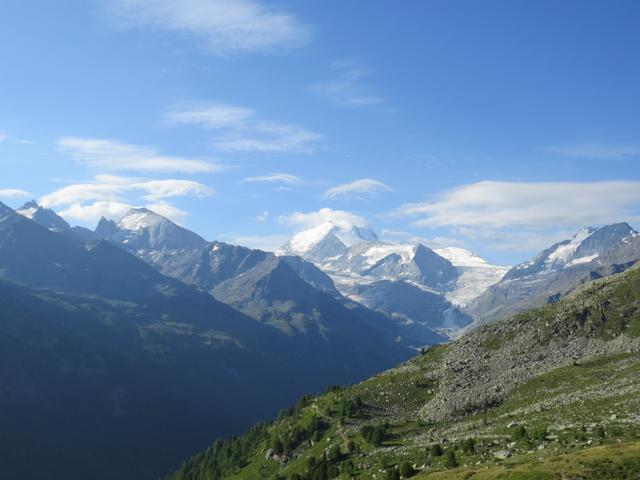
277, 218, 506, 335
0, 201, 412, 479
3, 199, 640, 479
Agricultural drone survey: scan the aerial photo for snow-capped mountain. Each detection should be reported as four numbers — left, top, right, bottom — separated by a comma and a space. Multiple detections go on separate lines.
278, 218, 507, 334
468, 223, 640, 326
503, 224, 636, 282
435, 247, 510, 308
278, 219, 459, 293
280, 220, 379, 262
100, 207, 208, 252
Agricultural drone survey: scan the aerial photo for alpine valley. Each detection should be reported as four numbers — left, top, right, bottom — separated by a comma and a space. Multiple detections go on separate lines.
2, 201, 640, 480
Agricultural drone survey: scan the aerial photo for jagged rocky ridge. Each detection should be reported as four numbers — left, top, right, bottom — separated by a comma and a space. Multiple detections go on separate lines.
94, 207, 446, 346
468, 223, 640, 327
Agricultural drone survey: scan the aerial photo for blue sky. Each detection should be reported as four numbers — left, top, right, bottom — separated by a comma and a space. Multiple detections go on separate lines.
1, 0, 639, 265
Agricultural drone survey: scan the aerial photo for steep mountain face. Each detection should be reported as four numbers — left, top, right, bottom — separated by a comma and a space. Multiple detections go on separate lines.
98, 209, 445, 349
17, 200, 70, 231
16, 200, 97, 242
468, 223, 640, 326
107, 207, 208, 251
349, 280, 473, 332
168, 264, 640, 480
278, 220, 505, 334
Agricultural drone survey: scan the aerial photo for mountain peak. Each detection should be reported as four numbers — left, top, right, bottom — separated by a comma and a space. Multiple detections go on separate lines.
19, 200, 40, 210
106, 207, 206, 251
118, 208, 166, 231
280, 220, 378, 258
16, 201, 70, 232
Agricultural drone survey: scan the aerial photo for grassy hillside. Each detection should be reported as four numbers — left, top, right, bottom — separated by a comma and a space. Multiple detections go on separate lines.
167, 265, 640, 480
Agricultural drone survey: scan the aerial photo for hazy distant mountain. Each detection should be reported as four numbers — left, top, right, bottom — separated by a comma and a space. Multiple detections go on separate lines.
467, 223, 640, 326
16, 200, 97, 242
96, 208, 444, 349
0, 201, 420, 480
0, 201, 311, 479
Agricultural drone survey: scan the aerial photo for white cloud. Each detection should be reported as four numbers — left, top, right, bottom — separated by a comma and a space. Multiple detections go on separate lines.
40, 183, 123, 207
551, 143, 640, 160
394, 181, 640, 252
167, 103, 321, 154
40, 176, 213, 207
256, 210, 269, 222
215, 123, 321, 154
59, 201, 133, 223
58, 200, 188, 225
165, 104, 254, 128
396, 181, 640, 228
280, 207, 370, 230
0, 188, 32, 199
104, 0, 311, 55
39, 175, 212, 226
133, 179, 214, 201
240, 173, 302, 185
0, 132, 6, 142
57, 137, 220, 173
310, 60, 384, 107
323, 178, 392, 199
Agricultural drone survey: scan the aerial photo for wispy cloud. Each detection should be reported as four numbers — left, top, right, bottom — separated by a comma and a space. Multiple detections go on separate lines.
39, 175, 212, 225
550, 143, 640, 160
310, 60, 384, 107
0, 131, 35, 145
240, 173, 302, 185
393, 181, 640, 252
103, 0, 311, 56
0, 188, 32, 200
57, 137, 220, 173
41, 176, 213, 207
323, 178, 392, 199
166, 103, 322, 154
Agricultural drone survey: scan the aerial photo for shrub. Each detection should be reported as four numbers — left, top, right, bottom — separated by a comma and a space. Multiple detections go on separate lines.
400, 461, 416, 477
430, 444, 443, 457
462, 437, 475, 453
511, 425, 528, 441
